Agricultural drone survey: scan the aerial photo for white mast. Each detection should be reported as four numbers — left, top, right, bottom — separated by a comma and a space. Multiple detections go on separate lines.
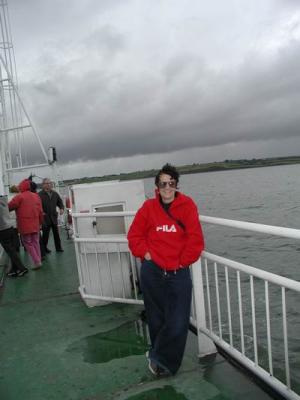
0, 0, 57, 195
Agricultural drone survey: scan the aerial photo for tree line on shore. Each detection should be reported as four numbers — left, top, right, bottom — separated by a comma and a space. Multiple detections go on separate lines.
63, 155, 300, 186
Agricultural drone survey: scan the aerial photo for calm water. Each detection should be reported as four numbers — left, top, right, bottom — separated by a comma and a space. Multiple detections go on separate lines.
145, 163, 300, 389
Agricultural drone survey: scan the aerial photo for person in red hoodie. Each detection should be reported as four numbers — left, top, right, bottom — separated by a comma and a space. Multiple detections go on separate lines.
9, 179, 44, 270
127, 164, 205, 377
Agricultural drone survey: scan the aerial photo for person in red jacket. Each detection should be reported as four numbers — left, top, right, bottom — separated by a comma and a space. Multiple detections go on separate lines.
9, 179, 44, 270
127, 163, 205, 377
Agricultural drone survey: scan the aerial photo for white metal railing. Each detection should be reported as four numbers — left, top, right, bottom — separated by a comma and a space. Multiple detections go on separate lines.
194, 253, 300, 400
74, 236, 143, 306
72, 211, 300, 400
201, 215, 300, 240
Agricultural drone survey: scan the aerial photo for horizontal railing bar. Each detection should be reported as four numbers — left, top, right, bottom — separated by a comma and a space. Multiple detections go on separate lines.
6, 162, 49, 172
72, 212, 135, 217
201, 215, 300, 240
79, 286, 144, 305
75, 237, 127, 243
203, 251, 300, 292
72, 212, 300, 240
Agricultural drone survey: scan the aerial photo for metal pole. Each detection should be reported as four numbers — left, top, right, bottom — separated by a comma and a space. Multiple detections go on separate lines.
191, 258, 217, 357
0, 54, 48, 163
0, 150, 5, 195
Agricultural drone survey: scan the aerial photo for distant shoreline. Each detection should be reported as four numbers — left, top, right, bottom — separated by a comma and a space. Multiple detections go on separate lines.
63, 155, 300, 185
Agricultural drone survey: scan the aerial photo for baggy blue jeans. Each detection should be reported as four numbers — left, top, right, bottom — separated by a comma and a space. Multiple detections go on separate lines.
140, 259, 192, 375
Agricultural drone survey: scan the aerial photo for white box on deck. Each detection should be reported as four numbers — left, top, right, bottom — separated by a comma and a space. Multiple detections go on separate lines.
71, 180, 144, 212
70, 180, 145, 307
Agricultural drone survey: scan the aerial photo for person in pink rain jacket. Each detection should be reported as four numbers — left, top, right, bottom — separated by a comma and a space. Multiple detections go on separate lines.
9, 179, 44, 269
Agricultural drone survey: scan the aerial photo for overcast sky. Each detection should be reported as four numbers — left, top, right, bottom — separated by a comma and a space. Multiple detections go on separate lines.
7, 0, 300, 179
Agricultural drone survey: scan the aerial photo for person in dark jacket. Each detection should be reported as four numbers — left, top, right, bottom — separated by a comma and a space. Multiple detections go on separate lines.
38, 178, 64, 253
0, 194, 28, 277
127, 164, 205, 377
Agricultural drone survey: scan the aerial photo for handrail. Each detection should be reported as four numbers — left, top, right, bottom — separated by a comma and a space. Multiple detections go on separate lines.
72, 211, 300, 240
74, 237, 127, 243
200, 251, 300, 399
203, 251, 300, 292
72, 212, 135, 217
201, 215, 300, 240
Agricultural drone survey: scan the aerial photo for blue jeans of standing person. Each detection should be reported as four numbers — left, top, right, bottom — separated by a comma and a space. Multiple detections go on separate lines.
140, 259, 192, 375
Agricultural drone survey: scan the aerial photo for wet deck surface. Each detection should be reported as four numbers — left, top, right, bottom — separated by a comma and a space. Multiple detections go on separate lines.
0, 230, 275, 400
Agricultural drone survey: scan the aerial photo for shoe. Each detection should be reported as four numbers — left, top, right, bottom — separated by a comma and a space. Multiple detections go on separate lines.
7, 271, 18, 277
148, 360, 159, 376
32, 265, 41, 270
56, 249, 64, 252
148, 358, 171, 378
156, 367, 171, 377
45, 248, 51, 254
17, 268, 29, 277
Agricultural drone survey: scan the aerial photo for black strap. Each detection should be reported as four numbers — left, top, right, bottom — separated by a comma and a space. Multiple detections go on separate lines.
161, 205, 186, 232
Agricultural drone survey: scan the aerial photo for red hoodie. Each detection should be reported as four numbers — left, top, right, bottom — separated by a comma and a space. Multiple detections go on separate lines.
127, 191, 205, 270
8, 179, 44, 235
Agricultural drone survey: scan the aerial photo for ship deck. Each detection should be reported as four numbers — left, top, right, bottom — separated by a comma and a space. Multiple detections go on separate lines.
0, 230, 276, 400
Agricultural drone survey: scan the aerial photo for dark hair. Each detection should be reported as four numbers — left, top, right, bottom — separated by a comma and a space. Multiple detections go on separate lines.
30, 181, 37, 193
155, 163, 179, 186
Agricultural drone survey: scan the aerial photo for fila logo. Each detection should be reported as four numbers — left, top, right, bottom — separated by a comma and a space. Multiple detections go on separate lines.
156, 224, 177, 232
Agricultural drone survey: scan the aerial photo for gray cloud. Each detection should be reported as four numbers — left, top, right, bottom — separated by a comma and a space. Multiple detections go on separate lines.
8, 0, 300, 172
22, 37, 300, 163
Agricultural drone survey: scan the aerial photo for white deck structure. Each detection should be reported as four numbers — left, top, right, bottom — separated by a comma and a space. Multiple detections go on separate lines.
70, 180, 145, 306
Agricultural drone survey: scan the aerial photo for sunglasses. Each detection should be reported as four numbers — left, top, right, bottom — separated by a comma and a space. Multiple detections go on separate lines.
158, 181, 177, 189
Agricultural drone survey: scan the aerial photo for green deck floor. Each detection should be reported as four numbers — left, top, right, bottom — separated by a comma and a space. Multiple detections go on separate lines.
0, 230, 276, 400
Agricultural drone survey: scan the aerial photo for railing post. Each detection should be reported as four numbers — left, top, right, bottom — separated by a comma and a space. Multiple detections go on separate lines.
71, 212, 84, 290
191, 258, 217, 357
